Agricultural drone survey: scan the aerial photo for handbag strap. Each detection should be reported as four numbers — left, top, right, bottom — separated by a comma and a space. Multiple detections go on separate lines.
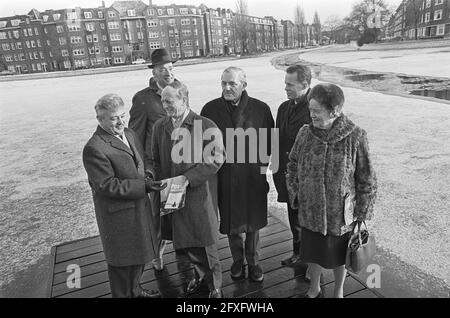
352, 221, 369, 246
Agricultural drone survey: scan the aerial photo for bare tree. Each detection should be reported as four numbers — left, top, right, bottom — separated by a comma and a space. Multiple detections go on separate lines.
313, 11, 321, 44
323, 15, 344, 43
294, 4, 306, 47
235, 0, 250, 54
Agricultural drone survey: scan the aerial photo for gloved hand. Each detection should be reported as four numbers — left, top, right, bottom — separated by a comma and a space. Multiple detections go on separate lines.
145, 179, 167, 192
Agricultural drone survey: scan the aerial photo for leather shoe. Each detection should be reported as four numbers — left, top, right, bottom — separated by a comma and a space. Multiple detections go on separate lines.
230, 261, 245, 280
208, 289, 223, 298
281, 254, 301, 267
186, 278, 207, 295
300, 290, 324, 298
248, 264, 264, 282
135, 288, 162, 298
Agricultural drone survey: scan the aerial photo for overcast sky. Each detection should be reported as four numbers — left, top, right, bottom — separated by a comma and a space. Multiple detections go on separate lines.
0, 0, 402, 23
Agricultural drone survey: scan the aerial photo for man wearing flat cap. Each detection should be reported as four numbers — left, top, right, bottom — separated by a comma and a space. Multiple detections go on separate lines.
129, 48, 178, 272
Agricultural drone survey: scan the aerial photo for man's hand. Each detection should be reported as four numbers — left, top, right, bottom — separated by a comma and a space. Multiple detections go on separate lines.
172, 175, 189, 188
145, 179, 167, 192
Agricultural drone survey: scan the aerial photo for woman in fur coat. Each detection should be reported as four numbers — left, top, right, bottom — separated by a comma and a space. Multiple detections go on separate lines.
286, 83, 377, 298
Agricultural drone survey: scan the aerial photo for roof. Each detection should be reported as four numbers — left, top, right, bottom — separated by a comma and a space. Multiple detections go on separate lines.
111, 1, 148, 17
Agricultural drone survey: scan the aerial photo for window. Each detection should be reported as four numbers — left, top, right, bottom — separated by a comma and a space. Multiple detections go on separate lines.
53, 14, 61, 21
426, 0, 431, 8
108, 11, 116, 18
68, 24, 81, 31
168, 19, 176, 26
29, 52, 33, 59
110, 33, 121, 41
149, 42, 161, 49
103, 35, 107, 41
49, 52, 53, 57
84, 12, 93, 19
181, 19, 190, 25
37, 39, 41, 47
437, 24, 445, 35
158, 9, 163, 15
10, 43, 15, 50
31, 40, 36, 48
11, 19, 20, 27
85, 23, 95, 31
28, 28, 33, 36
0, 32, 6, 39
148, 9, 155, 16
192, 19, 197, 25
34, 27, 39, 35
36, 63, 42, 71
435, 0, 443, 5
23, 29, 28, 37
57, 25, 64, 33
108, 21, 120, 29
86, 35, 93, 42
31, 63, 36, 71
167, 8, 174, 15
171, 52, 177, 59
25, 41, 30, 48
100, 23, 105, 29
93, 34, 99, 42
67, 12, 77, 20
434, 10, 443, 20
194, 29, 198, 36
114, 57, 124, 64
182, 29, 191, 36
104, 46, 109, 52
148, 31, 159, 38
127, 10, 136, 17
44, 27, 48, 34
47, 40, 50, 46
5, 55, 13, 62
184, 49, 193, 57
63, 60, 71, 68
182, 40, 192, 46
73, 48, 85, 55
136, 20, 142, 28
43, 15, 49, 22
98, 11, 103, 18
425, 12, 431, 22
16, 42, 22, 49
89, 47, 95, 55
95, 46, 100, 54
147, 20, 158, 27
180, 8, 188, 15
39, 52, 44, 59
111, 46, 123, 52
70, 36, 82, 44
59, 37, 67, 45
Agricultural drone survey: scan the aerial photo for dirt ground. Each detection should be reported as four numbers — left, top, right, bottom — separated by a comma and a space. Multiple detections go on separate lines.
1, 45, 449, 297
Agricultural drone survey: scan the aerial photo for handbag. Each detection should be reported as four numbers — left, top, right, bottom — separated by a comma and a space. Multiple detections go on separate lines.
345, 221, 376, 274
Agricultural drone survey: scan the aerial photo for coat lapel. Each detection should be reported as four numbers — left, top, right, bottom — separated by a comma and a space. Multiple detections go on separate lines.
125, 130, 145, 176
95, 126, 135, 158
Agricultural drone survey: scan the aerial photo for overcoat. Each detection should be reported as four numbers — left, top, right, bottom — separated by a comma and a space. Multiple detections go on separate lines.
201, 91, 275, 235
82, 127, 156, 267
148, 110, 225, 249
272, 94, 311, 203
286, 115, 378, 237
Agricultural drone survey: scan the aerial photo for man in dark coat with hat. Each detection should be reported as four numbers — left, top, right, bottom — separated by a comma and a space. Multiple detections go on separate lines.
129, 49, 178, 271
82, 94, 166, 297
273, 64, 312, 267
201, 67, 275, 283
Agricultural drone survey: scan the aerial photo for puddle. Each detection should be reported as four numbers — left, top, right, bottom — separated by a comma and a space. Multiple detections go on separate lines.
410, 89, 450, 100
346, 74, 385, 81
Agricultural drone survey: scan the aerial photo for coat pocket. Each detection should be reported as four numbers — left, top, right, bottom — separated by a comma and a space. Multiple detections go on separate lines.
343, 193, 356, 225
108, 201, 135, 213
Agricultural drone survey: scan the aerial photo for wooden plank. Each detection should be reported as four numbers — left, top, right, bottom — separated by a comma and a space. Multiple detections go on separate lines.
46, 246, 57, 298
346, 288, 380, 298
347, 272, 385, 298
55, 229, 292, 298
54, 217, 281, 265
56, 236, 101, 254
52, 221, 288, 285
320, 276, 366, 298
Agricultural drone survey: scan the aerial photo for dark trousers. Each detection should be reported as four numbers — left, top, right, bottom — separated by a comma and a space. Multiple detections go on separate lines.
228, 231, 260, 266
185, 244, 222, 290
107, 264, 145, 298
287, 204, 302, 254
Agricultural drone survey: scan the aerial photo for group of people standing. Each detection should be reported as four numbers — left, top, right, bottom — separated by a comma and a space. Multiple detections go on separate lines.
82, 48, 377, 299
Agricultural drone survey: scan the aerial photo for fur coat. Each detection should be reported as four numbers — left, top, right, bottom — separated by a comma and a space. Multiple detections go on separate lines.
286, 115, 377, 236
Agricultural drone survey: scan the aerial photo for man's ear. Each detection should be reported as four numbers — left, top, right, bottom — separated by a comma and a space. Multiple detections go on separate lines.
243, 82, 248, 89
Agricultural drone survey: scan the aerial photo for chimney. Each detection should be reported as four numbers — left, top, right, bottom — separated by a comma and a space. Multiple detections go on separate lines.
101, 1, 105, 8
149, 0, 153, 6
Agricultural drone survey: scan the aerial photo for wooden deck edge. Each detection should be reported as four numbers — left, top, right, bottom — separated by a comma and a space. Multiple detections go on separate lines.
54, 235, 100, 249
348, 271, 385, 298
46, 245, 57, 298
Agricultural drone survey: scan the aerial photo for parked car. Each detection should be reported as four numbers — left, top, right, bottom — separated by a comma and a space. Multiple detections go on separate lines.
132, 58, 146, 65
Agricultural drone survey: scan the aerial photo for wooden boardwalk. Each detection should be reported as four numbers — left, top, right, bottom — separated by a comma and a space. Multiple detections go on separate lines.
47, 216, 383, 298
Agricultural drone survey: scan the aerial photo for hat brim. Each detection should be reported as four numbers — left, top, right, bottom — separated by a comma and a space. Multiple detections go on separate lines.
147, 60, 178, 69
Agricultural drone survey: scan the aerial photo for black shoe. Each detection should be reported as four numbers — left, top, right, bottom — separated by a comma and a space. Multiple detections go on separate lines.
186, 278, 207, 295
230, 261, 245, 280
135, 288, 162, 298
281, 254, 301, 267
248, 264, 264, 282
208, 289, 223, 298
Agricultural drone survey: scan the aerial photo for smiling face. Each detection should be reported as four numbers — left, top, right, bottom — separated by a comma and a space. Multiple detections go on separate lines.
161, 86, 187, 120
285, 72, 308, 101
309, 99, 337, 130
152, 62, 174, 88
97, 106, 127, 136
221, 70, 246, 103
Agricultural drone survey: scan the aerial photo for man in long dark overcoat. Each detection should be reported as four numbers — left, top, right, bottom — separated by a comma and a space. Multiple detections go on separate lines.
201, 67, 275, 282
82, 94, 165, 298
148, 81, 225, 298
273, 64, 312, 267
129, 48, 178, 271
